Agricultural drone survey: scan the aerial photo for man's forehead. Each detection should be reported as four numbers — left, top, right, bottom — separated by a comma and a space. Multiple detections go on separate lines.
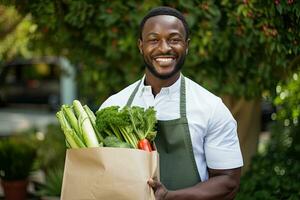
143, 15, 186, 34
144, 15, 183, 26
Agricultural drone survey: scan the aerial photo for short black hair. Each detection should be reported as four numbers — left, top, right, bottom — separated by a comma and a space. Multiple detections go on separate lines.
139, 6, 190, 41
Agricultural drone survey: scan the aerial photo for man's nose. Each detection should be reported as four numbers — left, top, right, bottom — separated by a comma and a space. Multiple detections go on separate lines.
158, 39, 171, 53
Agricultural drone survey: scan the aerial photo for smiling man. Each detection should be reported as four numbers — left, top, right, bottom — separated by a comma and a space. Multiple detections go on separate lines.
100, 6, 243, 200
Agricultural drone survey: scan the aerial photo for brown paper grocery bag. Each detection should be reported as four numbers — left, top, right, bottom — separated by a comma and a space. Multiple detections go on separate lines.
61, 147, 159, 200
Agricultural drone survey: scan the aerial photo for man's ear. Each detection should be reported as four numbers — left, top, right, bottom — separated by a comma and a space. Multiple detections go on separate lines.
186, 38, 190, 55
138, 39, 143, 54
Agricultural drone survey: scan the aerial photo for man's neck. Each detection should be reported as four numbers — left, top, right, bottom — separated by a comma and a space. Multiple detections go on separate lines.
144, 70, 181, 96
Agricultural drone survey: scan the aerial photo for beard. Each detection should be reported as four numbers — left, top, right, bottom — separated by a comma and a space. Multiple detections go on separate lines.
143, 55, 186, 80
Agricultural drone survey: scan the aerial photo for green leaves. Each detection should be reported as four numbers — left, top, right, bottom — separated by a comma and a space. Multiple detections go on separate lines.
6, 1, 300, 101
274, 70, 300, 125
96, 106, 157, 148
103, 136, 132, 149
65, 1, 94, 28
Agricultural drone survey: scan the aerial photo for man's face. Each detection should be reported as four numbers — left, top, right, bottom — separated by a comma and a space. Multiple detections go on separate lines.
138, 15, 189, 80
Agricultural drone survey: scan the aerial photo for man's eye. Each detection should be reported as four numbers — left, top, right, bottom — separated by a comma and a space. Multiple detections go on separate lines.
148, 39, 158, 43
169, 38, 181, 43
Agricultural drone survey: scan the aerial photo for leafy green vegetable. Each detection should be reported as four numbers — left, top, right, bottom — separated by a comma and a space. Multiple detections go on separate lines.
125, 106, 157, 141
96, 106, 157, 149
96, 106, 137, 148
103, 136, 132, 149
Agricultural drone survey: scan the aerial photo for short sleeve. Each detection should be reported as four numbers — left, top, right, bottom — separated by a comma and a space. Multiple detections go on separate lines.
204, 99, 243, 169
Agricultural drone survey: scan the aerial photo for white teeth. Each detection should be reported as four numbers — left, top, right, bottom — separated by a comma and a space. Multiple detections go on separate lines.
155, 58, 173, 62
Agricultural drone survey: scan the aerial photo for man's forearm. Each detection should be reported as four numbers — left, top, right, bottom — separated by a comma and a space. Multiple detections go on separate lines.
166, 168, 241, 200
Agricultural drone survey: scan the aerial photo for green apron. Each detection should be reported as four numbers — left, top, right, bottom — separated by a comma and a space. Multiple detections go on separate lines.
126, 76, 201, 190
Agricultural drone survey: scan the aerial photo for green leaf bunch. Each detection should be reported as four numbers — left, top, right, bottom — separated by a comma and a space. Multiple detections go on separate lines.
96, 106, 157, 148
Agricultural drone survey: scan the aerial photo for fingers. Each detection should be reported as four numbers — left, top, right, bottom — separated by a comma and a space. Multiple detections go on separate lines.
147, 178, 160, 190
148, 179, 169, 200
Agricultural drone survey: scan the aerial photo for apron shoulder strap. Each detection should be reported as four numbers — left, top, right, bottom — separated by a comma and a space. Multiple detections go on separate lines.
180, 76, 187, 118
126, 79, 142, 107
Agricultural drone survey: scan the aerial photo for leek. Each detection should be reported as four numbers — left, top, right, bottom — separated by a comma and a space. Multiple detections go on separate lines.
83, 105, 104, 143
73, 100, 99, 147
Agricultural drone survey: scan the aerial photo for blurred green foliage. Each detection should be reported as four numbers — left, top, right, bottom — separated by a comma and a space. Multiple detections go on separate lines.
236, 122, 300, 200
0, 132, 39, 181
236, 70, 300, 199
274, 71, 300, 126
36, 124, 66, 173
3, 0, 299, 104
0, 5, 41, 62
34, 124, 65, 197
38, 167, 63, 197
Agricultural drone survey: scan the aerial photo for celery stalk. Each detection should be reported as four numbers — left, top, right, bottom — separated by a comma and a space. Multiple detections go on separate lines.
62, 105, 83, 141
120, 127, 137, 148
56, 111, 85, 148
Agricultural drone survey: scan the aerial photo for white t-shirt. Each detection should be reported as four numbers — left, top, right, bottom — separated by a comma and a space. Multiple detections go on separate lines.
100, 75, 243, 181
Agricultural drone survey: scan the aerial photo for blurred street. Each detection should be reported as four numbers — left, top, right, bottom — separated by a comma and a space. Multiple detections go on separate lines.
0, 106, 57, 136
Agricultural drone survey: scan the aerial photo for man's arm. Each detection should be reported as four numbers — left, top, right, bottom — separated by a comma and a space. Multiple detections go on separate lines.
148, 167, 241, 200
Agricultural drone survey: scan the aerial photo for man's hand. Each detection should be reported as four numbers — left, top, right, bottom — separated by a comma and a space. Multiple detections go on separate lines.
147, 167, 241, 200
148, 179, 169, 200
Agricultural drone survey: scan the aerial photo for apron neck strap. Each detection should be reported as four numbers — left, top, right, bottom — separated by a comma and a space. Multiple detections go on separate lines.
126, 76, 187, 117
126, 79, 142, 107
179, 76, 186, 117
